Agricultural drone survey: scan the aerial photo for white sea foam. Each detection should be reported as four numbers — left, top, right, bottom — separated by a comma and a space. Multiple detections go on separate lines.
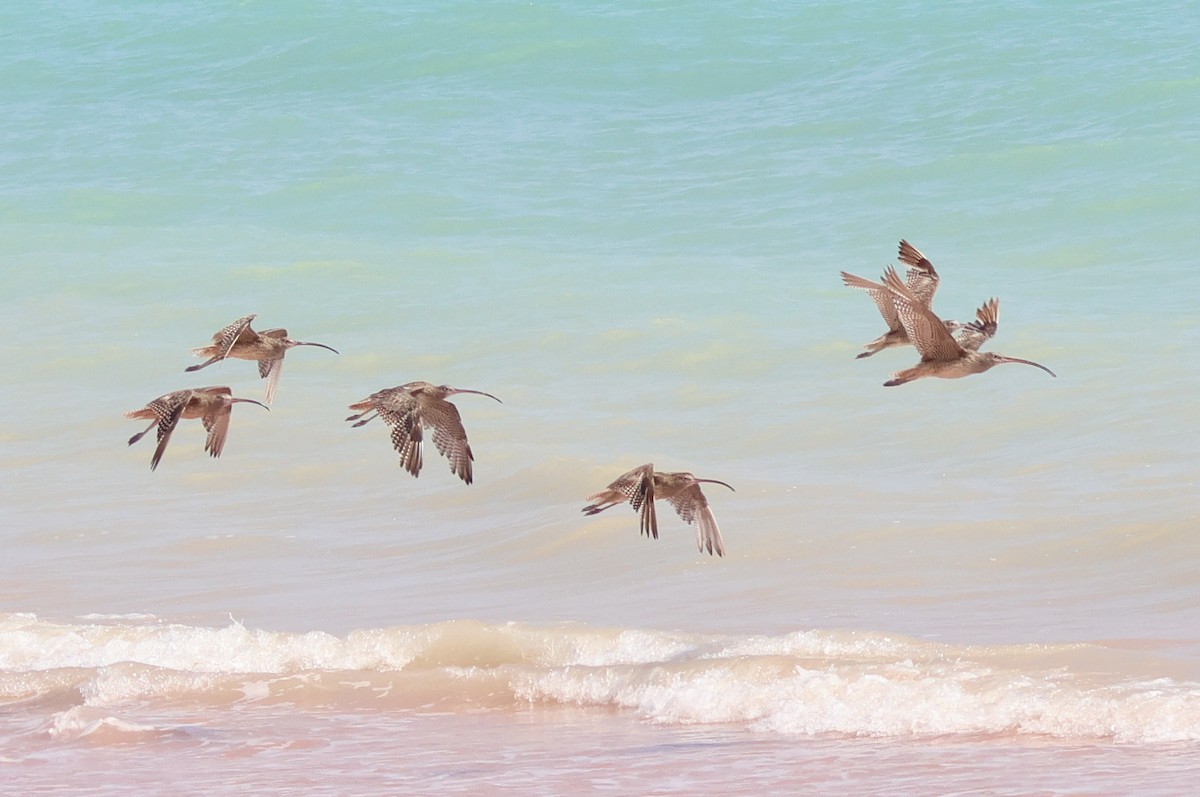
0, 614, 418, 674
513, 655, 1200, 743
48, 706, 162, 741
9, 614, 1192, 742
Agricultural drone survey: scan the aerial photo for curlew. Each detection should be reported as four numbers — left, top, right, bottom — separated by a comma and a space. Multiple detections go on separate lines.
126, 386, 268, 471
186, 314, 339, 404
582, 463, 734, 557
841, 239, 963, 358
345, 381, 501, 485
877, 266, 1056, 386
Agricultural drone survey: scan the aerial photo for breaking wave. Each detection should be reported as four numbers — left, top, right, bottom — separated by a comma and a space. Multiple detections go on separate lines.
4, 613, 1198, 744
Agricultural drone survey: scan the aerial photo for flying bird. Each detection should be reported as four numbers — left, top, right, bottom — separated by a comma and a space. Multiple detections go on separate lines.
126, 386, 268, 471
840, 239, 963, 358
582, 463, 733, 556
878, 266, 1056, 386
186, 314, 338, 404
346, 381, 501, 485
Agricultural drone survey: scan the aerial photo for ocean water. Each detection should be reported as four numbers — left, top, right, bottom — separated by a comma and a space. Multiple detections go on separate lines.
2, 1, 1198, 793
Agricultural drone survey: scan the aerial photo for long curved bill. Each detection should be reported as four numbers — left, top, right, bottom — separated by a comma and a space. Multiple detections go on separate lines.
696, 478, 736, 492
454, 389, 502, 403
296, 341, 340, 354
232, 398, 271, 410
998, 356, 1056, 377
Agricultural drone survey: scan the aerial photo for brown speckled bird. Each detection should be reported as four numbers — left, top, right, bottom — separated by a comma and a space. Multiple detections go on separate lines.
879, 266, 1056, 387
840, 239, 964, 358
186, 314, 338, 404
126, 386, 268, 471
582, 463, 734, 557
346, 381, 501, 485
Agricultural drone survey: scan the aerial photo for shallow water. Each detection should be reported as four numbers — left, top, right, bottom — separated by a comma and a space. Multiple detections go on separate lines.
2, 1, 1198, 792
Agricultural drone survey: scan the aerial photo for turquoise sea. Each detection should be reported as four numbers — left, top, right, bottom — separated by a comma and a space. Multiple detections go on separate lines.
2, 2, 1199, 793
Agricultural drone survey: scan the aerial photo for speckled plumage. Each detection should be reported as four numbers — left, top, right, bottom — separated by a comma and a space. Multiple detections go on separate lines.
879, 266, 1056, 386
125, 386, 268, 470
582, 463, 733, 557
841, 240, 962, 358
346, 381, 501, 485
186, 314, 338, 404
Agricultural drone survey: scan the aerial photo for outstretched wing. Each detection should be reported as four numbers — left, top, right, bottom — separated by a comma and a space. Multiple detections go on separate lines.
882, 266, 964, 363
372, 391, 422, 477
841, 270, 901, 332
148, 391, 193, 471
582, 463, 657, 539
252, 330, 289, 403
388, 410, 423, 477
666, 482, 725, 556
260, 357, 284, 404
210, 315, 257, 359
635, 468, 657, 540
195, 387, 233, 459
954, 298, 1000, 352
419, 399, 475, 485
897, 240, 939, 306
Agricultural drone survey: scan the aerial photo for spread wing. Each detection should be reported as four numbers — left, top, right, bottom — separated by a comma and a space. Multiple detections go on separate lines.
372, 391, 423, 477
841, 270, 901, 332
666, 482, 725, 556
954, 298, 1000, 352
418, 398, 475, 485
210, 315, 257, 358
198, 387, 234, 459
882, 266, 964, 363
582, 463, 657, 539
636, 468, 657, 540
148, 391, 193, 471
254, 330, 289, 403
260, 357, 284, 404
897, 240, 939, 306
387, 409, 423, 478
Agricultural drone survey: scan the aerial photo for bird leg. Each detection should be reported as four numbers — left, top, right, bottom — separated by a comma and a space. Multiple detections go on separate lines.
580, 499, 619, 516
346, 410, 378, 426
184, 357, 220, 373
856, 340, 889, 359
127, 421, 156, 446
